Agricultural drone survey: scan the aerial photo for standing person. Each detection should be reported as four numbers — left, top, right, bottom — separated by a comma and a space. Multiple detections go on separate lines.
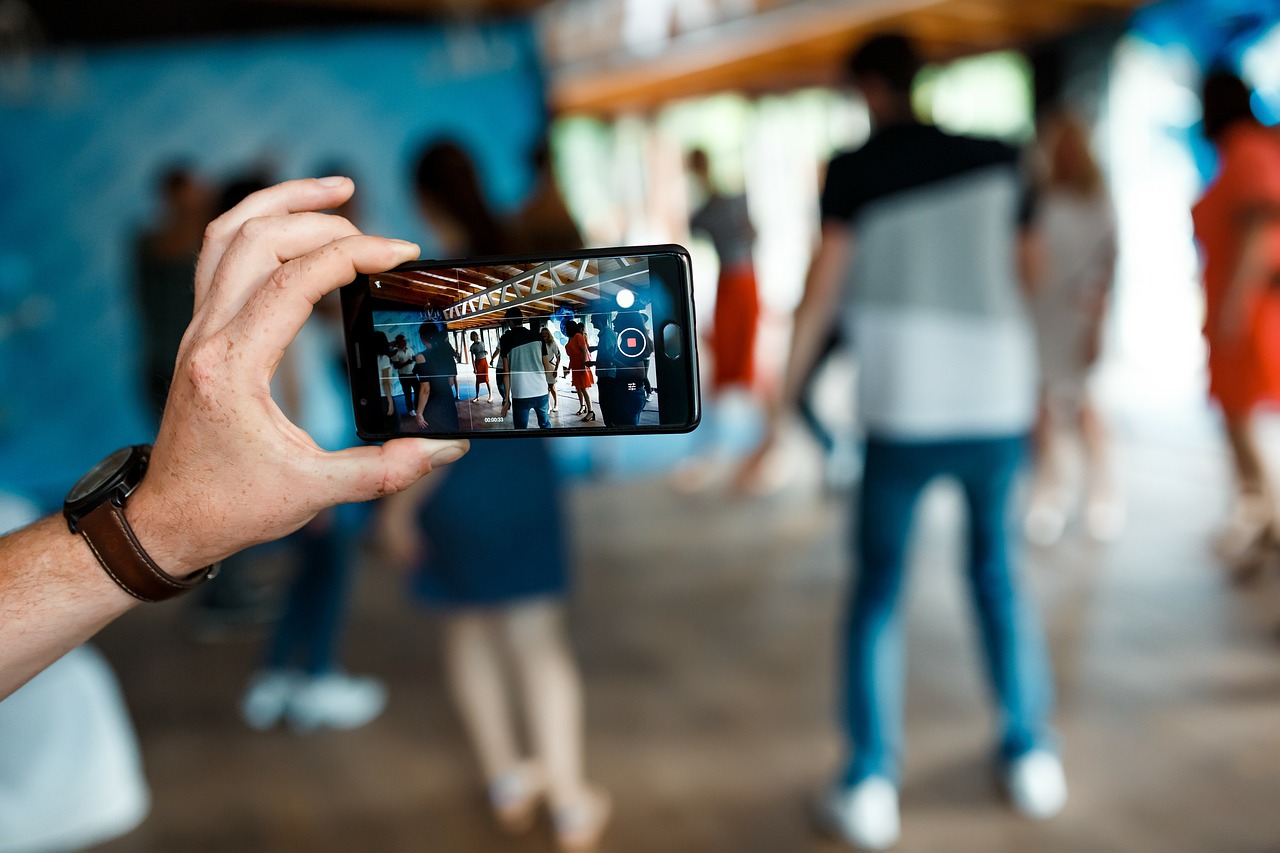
746, 34, 1064, 850
542, 325, 564, 413
372, 330, 398, 431
413, 321, 462, 432
1192, 69, 1280, 579
511, 140, 584, 253
565, 320, 595, 420
588, 312, 617, 425
688, 148, 761, 393
469, 330, 493, 403
387, 139, 609, 851
133, 165, 211, 421
241, 295, 387, 732
496, 307, 554, 430
1024, 111, 1122, 545
391, 334, 419, 416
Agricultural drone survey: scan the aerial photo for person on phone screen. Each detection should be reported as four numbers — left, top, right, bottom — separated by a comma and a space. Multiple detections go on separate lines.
565, 320, 595, 420
541, 324, 563, 413
496, 307, 554, 430
391, 334, 419, 416
413, 321, 462, 432
469, 330, 494, 404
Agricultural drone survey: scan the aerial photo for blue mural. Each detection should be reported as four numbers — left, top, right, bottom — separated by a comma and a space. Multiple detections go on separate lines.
0, 24, 548, 506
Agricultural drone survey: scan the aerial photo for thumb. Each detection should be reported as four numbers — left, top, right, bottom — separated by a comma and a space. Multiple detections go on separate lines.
320, 438, 469, 503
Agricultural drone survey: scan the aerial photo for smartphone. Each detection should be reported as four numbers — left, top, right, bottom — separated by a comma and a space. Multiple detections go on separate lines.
340, 244, 700, 440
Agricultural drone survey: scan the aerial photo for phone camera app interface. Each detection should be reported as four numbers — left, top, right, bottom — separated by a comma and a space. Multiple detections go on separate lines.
369, 255, 665, 433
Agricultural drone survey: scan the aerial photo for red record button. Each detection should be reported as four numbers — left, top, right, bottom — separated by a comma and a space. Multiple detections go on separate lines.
617, 327, 648, 359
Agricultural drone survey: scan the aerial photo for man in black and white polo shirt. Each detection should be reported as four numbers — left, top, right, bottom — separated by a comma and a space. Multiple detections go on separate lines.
496, 306, 554, 429
754, 34, 1065, 850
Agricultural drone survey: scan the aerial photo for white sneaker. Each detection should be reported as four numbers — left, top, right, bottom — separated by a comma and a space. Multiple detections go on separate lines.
1006, 750, 1067, 819
240, 670, 302, 731
286, 673, 388, 733
1085, 498, 1125, 542
1025, 501, 1067, 547
817, 776, 900, 850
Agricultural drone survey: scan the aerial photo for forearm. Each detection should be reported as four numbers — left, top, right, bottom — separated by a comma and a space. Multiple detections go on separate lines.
0, 516, 137, 699
776, 228, 849, 414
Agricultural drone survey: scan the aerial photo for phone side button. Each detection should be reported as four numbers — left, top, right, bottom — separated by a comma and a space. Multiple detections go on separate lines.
661, 322, 682, 360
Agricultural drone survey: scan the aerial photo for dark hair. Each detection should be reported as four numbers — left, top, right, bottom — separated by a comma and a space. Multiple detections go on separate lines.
160, 164, 195, 196
503, 306, 524, 323
413, 140, 506, 255
845, 33, 922, 93
217, 172, 272, 216
1202, 69, 1255, 142
687, 148, 710, 175
372, 331, 392, 356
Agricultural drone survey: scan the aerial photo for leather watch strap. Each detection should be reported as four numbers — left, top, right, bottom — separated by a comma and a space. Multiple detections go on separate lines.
77, 500, 217, 603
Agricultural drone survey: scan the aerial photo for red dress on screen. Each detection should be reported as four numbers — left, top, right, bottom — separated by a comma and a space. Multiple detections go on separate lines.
1193, 123, 1280, 418
566, 332, 594, 390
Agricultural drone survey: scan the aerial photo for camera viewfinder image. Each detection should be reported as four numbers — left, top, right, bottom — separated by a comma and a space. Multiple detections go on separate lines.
369, 256, 661, 432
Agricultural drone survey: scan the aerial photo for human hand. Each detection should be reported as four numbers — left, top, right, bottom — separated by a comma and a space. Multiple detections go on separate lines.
127, 178, 468, 576
415, 413, 429, 429
386, 398, 396, 416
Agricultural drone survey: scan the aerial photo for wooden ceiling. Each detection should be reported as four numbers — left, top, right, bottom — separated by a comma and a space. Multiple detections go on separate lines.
371, 257, 647, 331
540, 0, 1147, 114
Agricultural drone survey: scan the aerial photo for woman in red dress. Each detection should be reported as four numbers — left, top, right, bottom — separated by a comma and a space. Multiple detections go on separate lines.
565, 321, 595, 420
1193, 70, 1280, 576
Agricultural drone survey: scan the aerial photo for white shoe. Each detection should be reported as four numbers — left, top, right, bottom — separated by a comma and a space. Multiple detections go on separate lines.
1085, 498, 1125, 542
240, 670, 302, 731
817, 776, 900, 850
1025, 501, 1067, 547
286, 673, 388, 733
1006, 750, 1067, 819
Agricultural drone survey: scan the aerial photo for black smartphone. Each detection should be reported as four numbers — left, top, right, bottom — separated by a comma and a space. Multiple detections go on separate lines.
340, 244, 700, 440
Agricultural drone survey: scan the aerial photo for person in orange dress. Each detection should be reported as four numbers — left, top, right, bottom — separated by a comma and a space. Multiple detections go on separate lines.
1192, 70, 1280, 577
688, 148, 761, 391
565, 321, 595, 421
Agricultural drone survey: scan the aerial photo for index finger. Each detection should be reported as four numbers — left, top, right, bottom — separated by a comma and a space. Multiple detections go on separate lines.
193, 177, 355, 307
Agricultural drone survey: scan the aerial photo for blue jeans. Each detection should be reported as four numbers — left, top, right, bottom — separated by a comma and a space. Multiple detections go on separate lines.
842, 435, 1055, 786
264, 503, 367, 675
512, 394, 551, 429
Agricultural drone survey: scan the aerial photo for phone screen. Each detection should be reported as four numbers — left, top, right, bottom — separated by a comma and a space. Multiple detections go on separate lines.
343, 247, 698, 439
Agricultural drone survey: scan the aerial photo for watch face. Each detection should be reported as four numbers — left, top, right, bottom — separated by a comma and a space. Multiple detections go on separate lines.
66, 446, 136, 505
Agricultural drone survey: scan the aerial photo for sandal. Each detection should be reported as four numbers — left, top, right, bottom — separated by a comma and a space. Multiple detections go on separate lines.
581, 411, 596, 422
554, 789, 612, 853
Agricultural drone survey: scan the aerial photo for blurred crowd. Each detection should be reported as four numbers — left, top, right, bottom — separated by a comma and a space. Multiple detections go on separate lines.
2, 11, 1279, 853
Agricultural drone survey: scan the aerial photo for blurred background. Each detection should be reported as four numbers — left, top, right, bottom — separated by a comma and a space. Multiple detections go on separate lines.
1, 0, 1279, 851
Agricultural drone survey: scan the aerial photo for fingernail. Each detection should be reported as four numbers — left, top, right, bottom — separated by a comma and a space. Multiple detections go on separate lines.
317, 175, 348, 187
430, 444, 466, 467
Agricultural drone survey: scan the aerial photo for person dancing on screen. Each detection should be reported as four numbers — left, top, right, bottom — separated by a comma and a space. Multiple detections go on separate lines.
565, 320, 595, 421
469, 330, 493, 404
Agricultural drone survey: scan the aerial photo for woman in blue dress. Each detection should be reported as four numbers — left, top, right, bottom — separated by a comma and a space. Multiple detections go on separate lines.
377, 139, 609, 852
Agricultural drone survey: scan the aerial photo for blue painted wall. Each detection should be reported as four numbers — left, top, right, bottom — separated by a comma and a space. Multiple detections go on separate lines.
0, 24, 548, 506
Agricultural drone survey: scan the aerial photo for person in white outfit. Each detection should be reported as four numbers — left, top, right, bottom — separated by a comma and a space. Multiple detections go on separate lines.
1024, 111, 1122, 545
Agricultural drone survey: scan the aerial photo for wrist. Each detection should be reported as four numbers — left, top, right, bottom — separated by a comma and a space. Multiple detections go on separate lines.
124, 481, 208, 578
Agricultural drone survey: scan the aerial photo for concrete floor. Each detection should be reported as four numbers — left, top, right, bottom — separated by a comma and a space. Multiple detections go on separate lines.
90, 407, 1280, 852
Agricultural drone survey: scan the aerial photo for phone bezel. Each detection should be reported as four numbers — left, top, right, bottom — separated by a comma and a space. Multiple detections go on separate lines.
340, 244, 700, 441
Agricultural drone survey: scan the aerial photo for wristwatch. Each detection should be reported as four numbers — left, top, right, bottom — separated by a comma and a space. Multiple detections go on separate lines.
63, 444, 219, 603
